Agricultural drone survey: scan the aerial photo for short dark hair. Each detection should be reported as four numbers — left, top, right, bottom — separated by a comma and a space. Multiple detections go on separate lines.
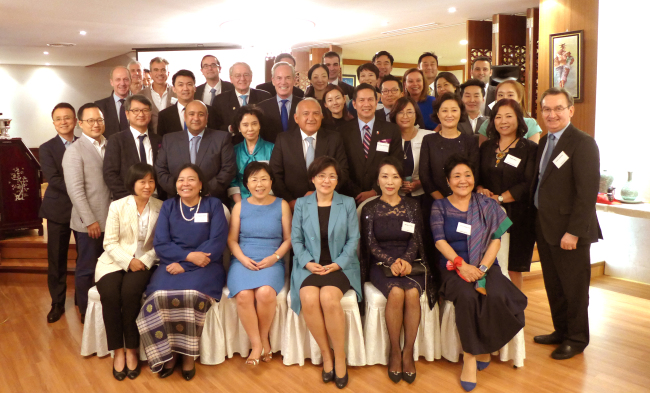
175, 163, 209, 197
308, 156, 340, 180
231, 105, 265, 135
144, 69, 150, 73
353, 83, 378, 101
77, 103, 100, 120
200, 55, 220, 67
540, 87, 575, 108
403, 68, 428, 102
431, 92, 466, 124
388, 97, 423, 128
275, 53, 296, 65
379, 74, 403, 92
124, 94, 152, 111
418, 52, 438, 66
322, 51, 340, 63
459, 79, 486, 97
51, 102, 76, 119
434, 72, 461, 99
307, 63, 329, 80
172, 69, 196, 85
372, 51, 394, 65
125, 163, 157, 195
486, 99, 528, 140
378, 156, 404, 181
242, 161, 274, 192
322, 85, 352, 124
356, 63, 380, 79
471, 56, 492, 69
443, 153, 474, 180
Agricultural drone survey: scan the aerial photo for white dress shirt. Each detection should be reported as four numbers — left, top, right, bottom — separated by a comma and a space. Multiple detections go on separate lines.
129, 127, 153, 165
83, 133, 106, 158
235, 89, 251, 107
202, 80, 222, 104
134, 202, 150, 259
150, 85, 170, 111
468, 114, 481, 133
300, 129, 317, 159
177, 102, 186, 130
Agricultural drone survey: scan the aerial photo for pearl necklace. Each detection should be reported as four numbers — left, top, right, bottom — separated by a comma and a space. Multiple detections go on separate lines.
180, 197, 202, 222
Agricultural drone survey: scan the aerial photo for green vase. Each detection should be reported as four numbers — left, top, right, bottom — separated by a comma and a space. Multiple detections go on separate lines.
599, 169, 614, 193
620, 171, 639, 201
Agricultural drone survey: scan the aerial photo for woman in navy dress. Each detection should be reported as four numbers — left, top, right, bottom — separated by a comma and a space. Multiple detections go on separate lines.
403, 68, 437, 130
137, 164, 228, 381
227, 162, 292, 365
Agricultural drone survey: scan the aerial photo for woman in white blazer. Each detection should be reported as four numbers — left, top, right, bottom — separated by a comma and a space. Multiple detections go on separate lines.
389, 97, 434, 200
94, 163, 163, 381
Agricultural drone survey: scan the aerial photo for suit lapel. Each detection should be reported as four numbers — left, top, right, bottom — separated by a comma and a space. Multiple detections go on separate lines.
126, 196, 139, 241
195, 129, 210, 166
289, 98, 300, 129
79, 135, 103, 162
107, 94, 119, 123
290, 130, 308, 170
306, 194, 320, 245
171, 103, 182, 130
144, 200, 160, 244
348, 121, 366, 164
327, 192, 342, 240
177, 132, 192, 163
540, 125, 574, 186
124, 130, 140, 163
230, 90, 241, 112
366, 119, 382, 164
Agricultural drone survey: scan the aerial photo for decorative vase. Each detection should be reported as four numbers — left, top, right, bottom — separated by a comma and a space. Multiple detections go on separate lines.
599, 169, 614, 193
620, 171, 639, 201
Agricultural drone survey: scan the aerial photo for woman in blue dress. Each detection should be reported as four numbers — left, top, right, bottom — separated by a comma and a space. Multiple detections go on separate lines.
228, 106, 274, 204
137, 164, 228, 381
227, 161, 292, 365
403, 68, 437, 130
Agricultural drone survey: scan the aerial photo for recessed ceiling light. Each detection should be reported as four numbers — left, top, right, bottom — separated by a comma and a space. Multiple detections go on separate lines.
460, 39, 468, 45
43, 51, 49, 55
79, 31, 87, 35
448, 7, 457, 13
47, 43, 76, 47
460, 59, 467, 63
45, 63, 50, 66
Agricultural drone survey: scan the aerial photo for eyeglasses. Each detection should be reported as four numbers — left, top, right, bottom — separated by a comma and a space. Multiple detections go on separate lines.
233, 73, 251, 79
397, 111, 416, 118
128, 109, 152, 115
381, 88, 400, 94
316, 174, 338, 181
202, 63, 220, 69
80, 118, 105, 126
541, 106, 569, 115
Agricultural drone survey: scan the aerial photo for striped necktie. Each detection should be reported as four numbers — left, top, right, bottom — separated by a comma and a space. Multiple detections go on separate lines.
363, 125, 371, 159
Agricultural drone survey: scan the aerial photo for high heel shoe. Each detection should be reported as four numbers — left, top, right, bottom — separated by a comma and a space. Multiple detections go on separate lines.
126, 361, 141, 380
159, 358, 177, 379
460, 380, 477, 392
335, 368, 349, 389
388, 370, 402, 383
113, 365, 127, 381
246, 349, 264, 366
322, 360, 335, 383
182, 356, 196, 381
262, 348, 273, 363
477, 360, 490, 371
403, 371, 416, 384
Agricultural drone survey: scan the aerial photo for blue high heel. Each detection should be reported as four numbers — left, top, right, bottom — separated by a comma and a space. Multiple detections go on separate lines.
460, 380, 477, 391
477, 360, 490, 371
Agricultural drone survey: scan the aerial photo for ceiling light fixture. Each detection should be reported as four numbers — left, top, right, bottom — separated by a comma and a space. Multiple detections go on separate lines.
448, 7, 457, 13
79, 31, 87, 35
45, 63, 50, 66
43, 51, 49, 55
460, 39, 468, 45
460, 59, 467, 63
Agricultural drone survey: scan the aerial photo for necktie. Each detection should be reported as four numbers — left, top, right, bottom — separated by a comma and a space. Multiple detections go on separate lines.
190, 136, 201, 164
305, 136, 315, 169
534, 134, 556, 208
362, 125, 371, 159
137, 134, 147, 163
241, 94, 248, 106
210, 88, 217, 106
280, 99, 289, 132
118, 99, 129, 130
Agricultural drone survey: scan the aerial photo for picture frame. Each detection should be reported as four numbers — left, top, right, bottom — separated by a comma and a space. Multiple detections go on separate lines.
549, 30, 584, 103
342, 74, 357, 87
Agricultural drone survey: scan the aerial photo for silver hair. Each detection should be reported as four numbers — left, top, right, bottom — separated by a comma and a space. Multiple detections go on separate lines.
297, 97, 322, 113
271, 61, 296, 78
109, 65, 130, 80
229, 62, 252, 76
127, 60, 142, 69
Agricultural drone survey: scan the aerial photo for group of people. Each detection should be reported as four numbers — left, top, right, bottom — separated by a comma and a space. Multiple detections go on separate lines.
38, 49, 601, 391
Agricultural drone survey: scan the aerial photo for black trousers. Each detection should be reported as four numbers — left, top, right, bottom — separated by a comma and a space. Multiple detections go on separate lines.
96, 268, 154, 350
536, 216, 591, 350
46, 220, 75, 306
75, 232, 104, 314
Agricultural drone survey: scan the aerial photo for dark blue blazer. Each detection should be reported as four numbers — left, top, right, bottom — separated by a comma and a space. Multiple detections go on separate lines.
39, 135, 75, 224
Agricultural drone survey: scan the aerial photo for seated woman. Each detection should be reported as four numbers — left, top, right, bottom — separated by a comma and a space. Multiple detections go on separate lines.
403, 68, 437, 130
228, 105, 274, 204
137, 164, 228, 381
304, 64, 331, 103
360, 157, 435, 384
290, 156, 361, 389
431, 154, 526, 392
477, 79, 542, 145
477, 99, 537, 290
227, 161, 292, 365
322, 85, 354, 130
95, 163, 163, 381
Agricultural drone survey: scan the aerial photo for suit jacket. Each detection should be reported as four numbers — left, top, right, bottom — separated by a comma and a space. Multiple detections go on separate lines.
290, 191, 361, 314
140, 85, 177, 133
338, 119, 403, 196
483, 85, 497, 116
156, 102, 221, 137
257, 95, 302, 143
270, 128, 349, 202
458, 115, 487, 136
95, 195, 163, 281
62, 135, 111, 232
532, 124, 601, 246
155, 128, 236, 204
95, 94, 122, 139
212, 88, 272, 132
195, 80, 235, 104
103, 128, 163, 200
39, 136, 76, 224
255, 82, 305, 98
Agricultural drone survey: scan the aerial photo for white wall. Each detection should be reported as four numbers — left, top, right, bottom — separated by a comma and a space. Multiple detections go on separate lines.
0, 65, 114, 148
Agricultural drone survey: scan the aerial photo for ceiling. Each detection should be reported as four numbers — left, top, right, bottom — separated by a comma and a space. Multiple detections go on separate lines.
0, 0, 538, 67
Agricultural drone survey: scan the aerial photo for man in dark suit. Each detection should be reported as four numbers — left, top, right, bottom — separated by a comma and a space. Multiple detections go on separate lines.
95, 66, 131, 138
212, 62, 271, 141
39, 103, 78, 323
338, 83, 403, 203
270, 98, 348, 210
372, 50, 394, 87
377, 75, 404, 121
459, 79, 487, 136
471, 56, 496, 115
258, 62, 303, 144
195, 54, 234, 105
322, 51, 355, 100
155, 100, 236, 206
255, 53, 305, 98
418, 52, 439, 96
532, 88, 601, 360
103, 95, 163, 200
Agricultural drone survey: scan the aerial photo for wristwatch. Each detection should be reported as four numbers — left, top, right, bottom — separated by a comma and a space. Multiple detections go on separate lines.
497, 195, 504, 203
478, 264, 489, 273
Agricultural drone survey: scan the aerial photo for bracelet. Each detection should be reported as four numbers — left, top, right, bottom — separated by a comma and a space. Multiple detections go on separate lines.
453, 256, 463, 267
274, 253, 280, 260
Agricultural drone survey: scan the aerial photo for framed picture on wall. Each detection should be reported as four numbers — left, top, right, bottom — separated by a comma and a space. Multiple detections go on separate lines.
342, 74, 357, 87
549, 30, 584, 103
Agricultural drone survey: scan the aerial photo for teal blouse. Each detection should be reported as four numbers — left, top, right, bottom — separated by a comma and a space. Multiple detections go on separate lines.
477, 117, 542, 139
228, 137, 274, 200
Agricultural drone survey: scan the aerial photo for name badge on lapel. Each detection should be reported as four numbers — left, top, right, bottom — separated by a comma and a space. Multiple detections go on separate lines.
504, 154, 521, 168
553, 151, 569, 168
194, 213, 209, 223
376, 141, 390, 153
401, 222, 415, 233
457, 222, 471, 235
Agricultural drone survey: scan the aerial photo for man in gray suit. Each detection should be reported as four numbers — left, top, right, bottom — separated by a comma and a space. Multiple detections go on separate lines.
155, 100, 236, 206
62, 103, 111, 323
140, 57, 177, 133
459, 79, 487, 136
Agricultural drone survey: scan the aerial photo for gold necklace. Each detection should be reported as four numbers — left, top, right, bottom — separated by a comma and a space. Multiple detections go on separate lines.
495, 138, 518, 167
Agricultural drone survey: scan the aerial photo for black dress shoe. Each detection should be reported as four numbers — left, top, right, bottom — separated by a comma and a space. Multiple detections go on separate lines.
388, 370, 402, 383
47, 304, 65, 323
551, 344, 583, 360
335, 369, 348, 389
182, 365, 196, 381
113, 365, 127, 381
403, 371, 416, 384
534, 332, 563, 345
126, 362, 141, 380
159, 361, 177, 379
322, 360, 335, 383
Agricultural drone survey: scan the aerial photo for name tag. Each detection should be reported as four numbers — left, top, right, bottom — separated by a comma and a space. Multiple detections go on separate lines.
553, 151, 569, 168
258, 160, 269, 164
504, 154, 521, 168
457, 222, 471, 235
194, 213, 209, 223
413, 142, 421, 148
401, 222, 415, 233
376, 142, 389, 153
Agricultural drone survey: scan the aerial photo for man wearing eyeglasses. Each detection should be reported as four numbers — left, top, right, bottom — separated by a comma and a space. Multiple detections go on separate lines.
95, 66, 131, 139
103, 95, 163, 200
532, 87, 601, 360
195, 55, 234, 105
62, 103, 111, 323
377, 75, 404, 121
140, 57, 177, 133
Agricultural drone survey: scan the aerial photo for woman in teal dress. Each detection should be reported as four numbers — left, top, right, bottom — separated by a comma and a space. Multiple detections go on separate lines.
228, 106, 274, 204
227, 162, 292, 365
